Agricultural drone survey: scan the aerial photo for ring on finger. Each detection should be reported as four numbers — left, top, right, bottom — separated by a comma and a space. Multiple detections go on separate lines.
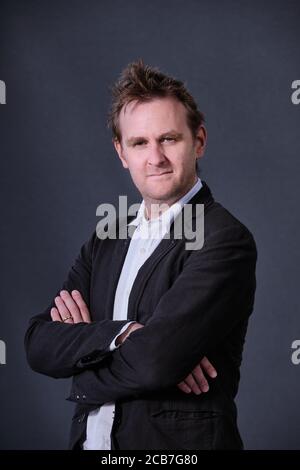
62, 315, 73, 323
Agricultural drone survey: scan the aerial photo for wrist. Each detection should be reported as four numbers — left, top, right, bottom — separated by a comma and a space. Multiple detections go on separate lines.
115, 323, 136, 346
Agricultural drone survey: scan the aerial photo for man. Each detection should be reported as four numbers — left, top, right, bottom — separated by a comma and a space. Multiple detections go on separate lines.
25, 60, 257, 450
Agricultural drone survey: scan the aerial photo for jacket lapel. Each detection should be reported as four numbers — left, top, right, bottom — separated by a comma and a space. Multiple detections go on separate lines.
126, 181, 215, 321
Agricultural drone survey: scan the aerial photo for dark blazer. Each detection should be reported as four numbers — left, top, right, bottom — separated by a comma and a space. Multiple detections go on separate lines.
25, 182, 257, 450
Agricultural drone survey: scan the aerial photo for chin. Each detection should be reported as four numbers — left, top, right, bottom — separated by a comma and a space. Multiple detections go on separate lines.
141, 176, 183, 201
146, 187, 178, 202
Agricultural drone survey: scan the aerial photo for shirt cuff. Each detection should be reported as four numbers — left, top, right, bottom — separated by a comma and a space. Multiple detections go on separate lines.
108, 321, 136, 351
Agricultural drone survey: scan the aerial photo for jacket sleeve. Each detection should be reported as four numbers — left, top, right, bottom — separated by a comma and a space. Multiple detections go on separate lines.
68, 225, 257, 406
24, 230, 131, 378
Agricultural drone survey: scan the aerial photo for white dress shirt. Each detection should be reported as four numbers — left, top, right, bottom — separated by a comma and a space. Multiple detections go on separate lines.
83, 177, 202, 450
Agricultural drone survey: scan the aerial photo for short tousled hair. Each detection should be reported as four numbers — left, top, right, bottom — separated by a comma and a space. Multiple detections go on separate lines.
107, 59, 205, 142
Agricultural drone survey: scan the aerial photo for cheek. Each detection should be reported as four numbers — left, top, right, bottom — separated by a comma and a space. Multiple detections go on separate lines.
171, 146, 195, 169
129, 159, 145, 174
166, 144, 188, 161
166, 154, 187, 173
127, 160, 147, 184
128, 153, 148, 170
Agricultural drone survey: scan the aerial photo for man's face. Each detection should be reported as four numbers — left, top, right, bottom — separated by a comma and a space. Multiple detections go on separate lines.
114, 97, 206, 208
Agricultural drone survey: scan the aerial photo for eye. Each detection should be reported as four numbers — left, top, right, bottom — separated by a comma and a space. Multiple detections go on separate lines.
133, 140, 146, 147
161, 137, 175, 143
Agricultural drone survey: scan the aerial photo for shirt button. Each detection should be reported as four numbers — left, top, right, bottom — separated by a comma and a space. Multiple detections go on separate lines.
140, 247, 146, 254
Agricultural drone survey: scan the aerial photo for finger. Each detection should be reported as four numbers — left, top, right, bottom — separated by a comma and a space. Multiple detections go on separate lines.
54, 296, 73, 324
193, 364, 210, 392
71, 290, 91, 323
50, 307, 61, 322
177, 381, 192, 394
59, 290, 82, 323
184, 373, 202, 395
200, 356, 217, 378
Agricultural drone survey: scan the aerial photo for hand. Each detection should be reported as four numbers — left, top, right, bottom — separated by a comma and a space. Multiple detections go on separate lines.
115, 322, 144, 346
177, 357, 217, 395
50, 290, 91, 324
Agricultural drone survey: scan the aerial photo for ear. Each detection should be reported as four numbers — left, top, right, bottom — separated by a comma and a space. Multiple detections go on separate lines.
195, 125, 207, 160
113, 139, 129, 169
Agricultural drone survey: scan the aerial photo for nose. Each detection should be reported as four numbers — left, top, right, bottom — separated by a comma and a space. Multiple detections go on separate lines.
147, 142, 167, 167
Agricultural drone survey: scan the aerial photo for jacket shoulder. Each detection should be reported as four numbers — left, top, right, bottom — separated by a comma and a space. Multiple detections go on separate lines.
204, 200, 256, 249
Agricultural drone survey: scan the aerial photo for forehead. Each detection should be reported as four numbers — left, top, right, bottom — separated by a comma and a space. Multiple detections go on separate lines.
118, 97, 189, 136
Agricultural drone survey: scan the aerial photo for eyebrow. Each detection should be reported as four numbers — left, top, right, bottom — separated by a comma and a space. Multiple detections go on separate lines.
125, 131, 183, 146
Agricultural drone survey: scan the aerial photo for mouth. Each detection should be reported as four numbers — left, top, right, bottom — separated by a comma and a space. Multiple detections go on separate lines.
148, 171, 173, 177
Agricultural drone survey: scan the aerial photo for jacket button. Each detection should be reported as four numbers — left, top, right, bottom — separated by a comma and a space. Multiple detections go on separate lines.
82, 395, 86, 400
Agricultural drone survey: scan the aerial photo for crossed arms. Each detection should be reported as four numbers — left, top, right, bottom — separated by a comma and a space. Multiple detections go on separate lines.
50, 289, 216, 397
25, 225, 257, 407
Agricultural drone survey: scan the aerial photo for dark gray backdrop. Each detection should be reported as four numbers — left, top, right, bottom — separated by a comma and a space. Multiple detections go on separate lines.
0, 0, 299, 449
